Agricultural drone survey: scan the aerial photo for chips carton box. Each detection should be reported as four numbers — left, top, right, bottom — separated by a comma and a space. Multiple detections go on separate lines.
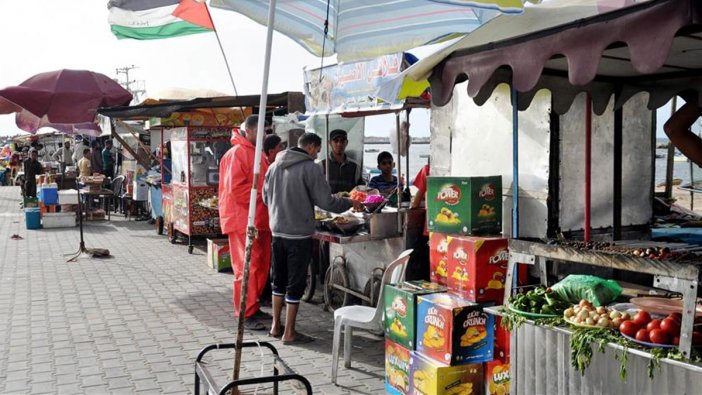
484, 358, 510, 395
416, 293, 494, 366
426, 176, 502, 236
207, 238, 231, 272
493, 316, 510, 361
385, 281, 447, 350
446, 236, 508, 304
410, 351, 483, 395
385, 340, 412, 395
429, 233, 451, 286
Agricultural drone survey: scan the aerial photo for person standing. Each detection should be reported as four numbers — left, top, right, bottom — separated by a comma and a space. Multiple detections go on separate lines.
219, 115, 272, 331
23, 148, 43, 198
263, 132, 363, 344
72, 136, 89, 164
102, 140, 115, 178
52, 140, 74, 172
320, 129, 364, 194
90, 140, 103, 176
77, 149, 92, 180
263, 134, 285, 165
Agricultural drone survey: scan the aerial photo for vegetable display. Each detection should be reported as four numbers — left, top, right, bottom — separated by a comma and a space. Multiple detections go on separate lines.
509, 287, 569, 316
563, 300, 631, 329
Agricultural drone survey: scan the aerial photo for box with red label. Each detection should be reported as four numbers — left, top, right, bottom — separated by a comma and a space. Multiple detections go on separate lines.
385, 281, 448, 350
429, 233, 451, 286
426, 176, 502, 236
484, 358, 510, 395
493, 316, 510, 361
410, 351, 483, 395
446, 236, 508, 304
416, 293, 494, 366
386, 340, 411, 395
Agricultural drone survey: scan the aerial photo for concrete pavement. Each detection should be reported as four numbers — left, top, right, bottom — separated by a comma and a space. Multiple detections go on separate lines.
0, 186, 386, 394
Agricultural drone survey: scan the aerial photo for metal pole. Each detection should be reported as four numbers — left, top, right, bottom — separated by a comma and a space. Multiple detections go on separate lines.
232, 0, 276, 390
511, 87, 519, 291
665, 97, 678, 200
584, 93, 592, 242
325, 114, 330, 182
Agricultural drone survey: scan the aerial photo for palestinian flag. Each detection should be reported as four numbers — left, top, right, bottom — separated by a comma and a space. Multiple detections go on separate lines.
108, 0, 214, 40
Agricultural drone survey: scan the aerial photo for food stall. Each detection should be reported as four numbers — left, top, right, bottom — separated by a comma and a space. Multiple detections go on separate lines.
412, 0, 702, 392
98, 92, 306, 252
302, 52, 432, 309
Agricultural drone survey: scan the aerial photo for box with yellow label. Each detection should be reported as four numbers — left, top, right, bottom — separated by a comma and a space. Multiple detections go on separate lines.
385, 281, 447, 350
416, 293, 494, 366
386, 340, 412, 395
484, 358, 510, 395
426, 176, 502, 236
410, 351, 483, 395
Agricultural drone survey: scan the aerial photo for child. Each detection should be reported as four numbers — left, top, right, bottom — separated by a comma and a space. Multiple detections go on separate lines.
368, 151, 403, 196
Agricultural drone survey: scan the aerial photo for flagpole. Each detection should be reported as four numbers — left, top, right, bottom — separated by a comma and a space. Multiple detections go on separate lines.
231, 0, 276, 391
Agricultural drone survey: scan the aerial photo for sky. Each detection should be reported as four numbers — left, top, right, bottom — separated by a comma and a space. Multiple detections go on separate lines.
0, 0, 431, 138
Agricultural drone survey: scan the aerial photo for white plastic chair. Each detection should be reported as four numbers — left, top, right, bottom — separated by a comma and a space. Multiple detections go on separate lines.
330, 249, 413, 384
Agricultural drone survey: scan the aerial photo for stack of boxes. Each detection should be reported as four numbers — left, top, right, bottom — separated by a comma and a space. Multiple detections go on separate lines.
384, 176, 512, 395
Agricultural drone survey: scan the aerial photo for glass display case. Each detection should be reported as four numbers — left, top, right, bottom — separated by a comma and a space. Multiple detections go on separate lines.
166, 126, 231, 253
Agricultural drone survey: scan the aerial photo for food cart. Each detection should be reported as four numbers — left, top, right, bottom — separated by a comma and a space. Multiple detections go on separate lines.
302, 52, 432, 310
414, 0, 702, 392
98, 92, 306, 252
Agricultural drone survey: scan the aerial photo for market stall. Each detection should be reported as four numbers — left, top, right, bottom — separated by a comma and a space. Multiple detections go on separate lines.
98, 92, 306, 253
301, 52, 432, 309
412, 0, 702, 392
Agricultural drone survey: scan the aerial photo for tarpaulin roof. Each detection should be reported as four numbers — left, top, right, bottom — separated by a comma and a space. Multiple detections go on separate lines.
414, 0, 702, 114
96, 91, 305, 119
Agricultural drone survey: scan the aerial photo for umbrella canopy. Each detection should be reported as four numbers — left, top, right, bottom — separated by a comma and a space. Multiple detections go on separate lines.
209, 0, 531, 62
0, 69, 133, 136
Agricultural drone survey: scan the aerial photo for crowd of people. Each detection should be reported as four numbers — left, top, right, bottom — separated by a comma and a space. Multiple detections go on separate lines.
218, 115, 429, 344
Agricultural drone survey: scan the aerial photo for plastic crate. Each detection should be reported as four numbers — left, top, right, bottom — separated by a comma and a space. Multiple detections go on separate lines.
42, 212, 76, 228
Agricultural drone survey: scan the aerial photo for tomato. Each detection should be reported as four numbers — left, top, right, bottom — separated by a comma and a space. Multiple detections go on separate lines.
693, 331, 702, 346
660, 318, 681, 336
635, 329, 650, 342
633, 311, 651, 326
619, 320, 640, 338
673, 336, 680, 345
649, 329, 671, 345
646, 319, 662, 332
669, 312, 682, 323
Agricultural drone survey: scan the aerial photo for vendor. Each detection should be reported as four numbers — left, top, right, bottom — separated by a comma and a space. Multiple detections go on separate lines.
368, 151, 403, 196
23, 148, 43, 198
52, 140, 74, 172
320, 129, 363, 194
77, 148, 92, 180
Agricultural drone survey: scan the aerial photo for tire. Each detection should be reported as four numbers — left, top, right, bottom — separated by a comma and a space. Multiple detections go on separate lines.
362, 272, 384, 307
188, 245, 194, 254
301, 263, 316, 302
324, 262, 349, 312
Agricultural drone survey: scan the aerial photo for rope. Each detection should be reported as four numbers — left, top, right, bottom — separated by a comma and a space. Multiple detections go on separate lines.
319, 0, 332, 82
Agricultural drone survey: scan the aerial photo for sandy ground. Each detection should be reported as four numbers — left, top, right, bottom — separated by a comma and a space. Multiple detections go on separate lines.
656, 185, 702, 215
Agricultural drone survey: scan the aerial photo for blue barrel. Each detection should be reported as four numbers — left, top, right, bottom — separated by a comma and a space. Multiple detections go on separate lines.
25, 207, 41, 230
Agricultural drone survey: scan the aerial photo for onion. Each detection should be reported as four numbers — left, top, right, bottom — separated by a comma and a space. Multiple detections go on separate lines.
596, 306, 608, 315
597, 317, 611, 327
609, 311, 621, 320
564, 308, 575, 318
585, 318, 596, 326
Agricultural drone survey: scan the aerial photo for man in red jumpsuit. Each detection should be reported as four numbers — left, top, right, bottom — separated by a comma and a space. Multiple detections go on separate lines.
219, 115, 271, 331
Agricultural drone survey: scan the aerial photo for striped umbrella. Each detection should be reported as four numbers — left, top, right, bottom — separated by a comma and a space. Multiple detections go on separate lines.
209, 0, 530, 62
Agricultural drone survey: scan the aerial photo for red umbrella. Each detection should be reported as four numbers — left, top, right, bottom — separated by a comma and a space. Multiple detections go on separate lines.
0, 69, 133, 136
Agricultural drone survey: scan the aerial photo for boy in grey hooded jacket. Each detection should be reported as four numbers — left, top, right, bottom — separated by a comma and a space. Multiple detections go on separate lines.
263, 132, 362, 344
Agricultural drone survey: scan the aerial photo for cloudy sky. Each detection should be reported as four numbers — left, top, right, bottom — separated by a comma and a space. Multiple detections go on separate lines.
0, 0, 431, 137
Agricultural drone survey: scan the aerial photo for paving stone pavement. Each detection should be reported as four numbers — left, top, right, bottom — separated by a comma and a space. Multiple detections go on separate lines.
0, 186, 386, 394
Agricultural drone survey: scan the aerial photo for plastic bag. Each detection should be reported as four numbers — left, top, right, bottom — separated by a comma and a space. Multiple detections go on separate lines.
551, 275, 623, 307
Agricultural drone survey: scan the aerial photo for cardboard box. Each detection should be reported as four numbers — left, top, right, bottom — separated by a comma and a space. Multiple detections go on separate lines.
493, 316, 510, 361
385, 340, 411, 395
207, 238, 231, 271
426, 176, 502, 236
385, 281, 447, 350
429, 233, 451, 286
416, 293, 494, 366
484, 358, 510, 395
410, 351, 483, 395
446, 236, 508, 304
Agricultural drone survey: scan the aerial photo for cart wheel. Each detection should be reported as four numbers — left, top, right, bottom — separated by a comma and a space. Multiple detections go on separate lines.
362, 272, 384, 307
168, 228, 178, 244
301, 264, 316, 302
156, 217, 164, 235
188, 245, 194, 254
324, 260, 348, 312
